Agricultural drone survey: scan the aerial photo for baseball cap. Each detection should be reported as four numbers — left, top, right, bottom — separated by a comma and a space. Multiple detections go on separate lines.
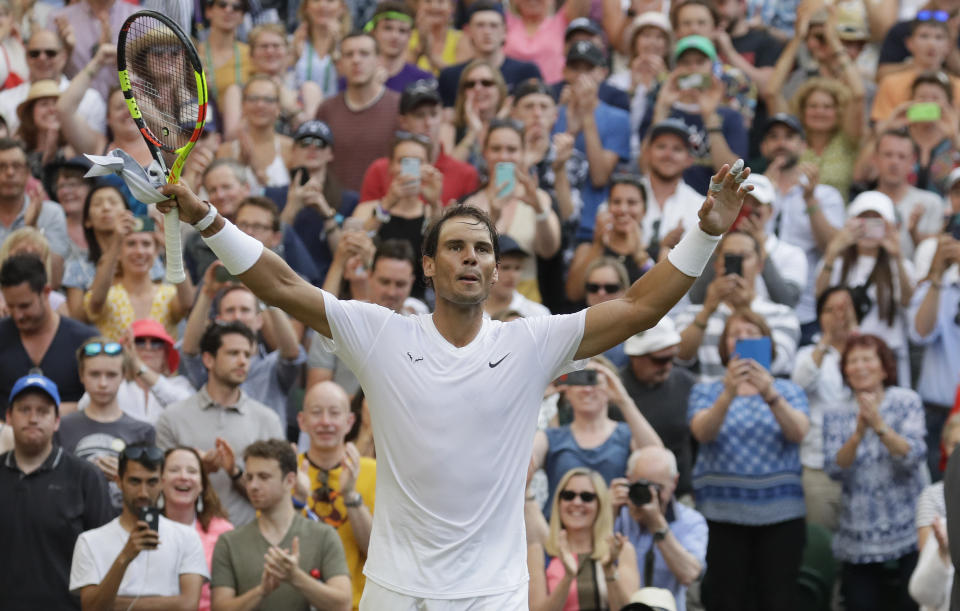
512, 78, 552, 103
621, 587, 678, 611
648, 118, 693, 148
132, 318, 180, 373
743, 174, 775, 205
624, 317, 682, 356
836, 5, 869, 41
9, 373, 60, 410
566, 40, 606, 67
847, 190, 896, 223
465, 0, 505, 21
673, 35, 716, 62
565, 17, 602, 40
399, 79, 442, 115
763, 113, 805, 140
498, 234, 529, 257
292, 120, 334, 146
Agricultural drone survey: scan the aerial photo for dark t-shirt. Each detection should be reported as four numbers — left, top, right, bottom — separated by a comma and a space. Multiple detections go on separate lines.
438, 57, 543, 106
0, 316, 98, 418
732, 28, 784, 67
879, 20, 960, 64
620, 366, 697, 496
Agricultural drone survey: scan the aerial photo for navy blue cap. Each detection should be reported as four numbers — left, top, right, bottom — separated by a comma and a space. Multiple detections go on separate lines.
566, 40, 606, 67
763, 113, 805, 140
565, 17, 603, 40
648, 118, 694, 148
293, 120, 334, 146
498, 234, 529, 257
9, 374, 60, 409
399, 79, 442, 114
466, 0, 505, 21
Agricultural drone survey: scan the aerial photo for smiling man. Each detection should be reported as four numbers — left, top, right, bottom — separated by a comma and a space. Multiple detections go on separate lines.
159, 150, 754, 608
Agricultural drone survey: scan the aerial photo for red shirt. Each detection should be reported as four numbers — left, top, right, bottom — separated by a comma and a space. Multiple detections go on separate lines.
359, 149, 479, 205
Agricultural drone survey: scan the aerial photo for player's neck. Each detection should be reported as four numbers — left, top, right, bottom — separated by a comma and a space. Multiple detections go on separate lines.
432, 300, 485, 347
306, 444, 344, 471
83, 399, 123, 422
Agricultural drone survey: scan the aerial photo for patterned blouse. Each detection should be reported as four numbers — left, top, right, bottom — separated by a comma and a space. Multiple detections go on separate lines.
823, 386, 929, 564
800, 131, 858, 203
688, 378, 808, 526
83, 282, 181, 342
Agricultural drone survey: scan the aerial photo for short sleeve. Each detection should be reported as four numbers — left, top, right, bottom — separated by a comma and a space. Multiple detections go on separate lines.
177, 525, 210, 579
210, 535, 237, 590
307, 329, 337, 369
316, 524, 350, 579
813, 185, 846, 228
68, 534, 100, 593
318, 291, 393, 373
687, 382, 721, 422
518, 310, 587, 381
915, 483, 945, 528
38, 201, 69, 257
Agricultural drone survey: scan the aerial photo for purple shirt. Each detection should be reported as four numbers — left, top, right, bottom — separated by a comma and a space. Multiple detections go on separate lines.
338, 62, 434, 94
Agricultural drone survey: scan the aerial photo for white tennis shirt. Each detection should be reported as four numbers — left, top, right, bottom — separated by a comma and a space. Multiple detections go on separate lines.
318, 290, 586, 598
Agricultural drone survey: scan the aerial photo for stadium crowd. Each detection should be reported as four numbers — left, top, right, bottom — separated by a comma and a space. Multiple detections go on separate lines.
2, 0, 960, 608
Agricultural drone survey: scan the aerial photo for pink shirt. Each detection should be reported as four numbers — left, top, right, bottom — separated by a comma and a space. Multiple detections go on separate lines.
545, 556, 581, 611
195, 516, 234, 611
504, 11, 569, 83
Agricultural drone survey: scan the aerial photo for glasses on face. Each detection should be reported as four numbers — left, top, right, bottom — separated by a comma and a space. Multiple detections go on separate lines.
134, 337, 167, 351
464, 79, 495, 89
559, 490, 597, 503
215, 0, 245, 11
917, 9, 950, 22
27, 49, 58, 59
83, 341, 123, 357
254, 42, 285, 51
0, 161, 27, 174
585, 282, 622, 294
238, 221, 275, 234
296, 137, 328, 149
244, 95, 279, 105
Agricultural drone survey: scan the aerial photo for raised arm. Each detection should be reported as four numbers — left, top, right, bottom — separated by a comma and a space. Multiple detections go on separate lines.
58, 44, 113, 155
576, 163, 753, 359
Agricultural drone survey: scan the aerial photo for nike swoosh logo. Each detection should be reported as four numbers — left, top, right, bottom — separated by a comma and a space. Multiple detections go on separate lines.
489, 353, 510, 368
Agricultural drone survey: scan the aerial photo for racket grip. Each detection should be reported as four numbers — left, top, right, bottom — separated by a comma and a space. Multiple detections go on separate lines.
163, 209, 186, 284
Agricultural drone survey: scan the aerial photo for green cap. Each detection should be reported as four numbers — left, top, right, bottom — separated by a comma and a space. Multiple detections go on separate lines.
673, 35, 717, 62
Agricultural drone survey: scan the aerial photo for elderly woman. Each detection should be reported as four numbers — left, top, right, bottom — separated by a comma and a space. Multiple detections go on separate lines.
503, 0, 590, 82
162, 447, 233, 611
689, 309, 809, 611
823, 334, 928, 611
440, 59, 509, 167
528, 468, 639, 611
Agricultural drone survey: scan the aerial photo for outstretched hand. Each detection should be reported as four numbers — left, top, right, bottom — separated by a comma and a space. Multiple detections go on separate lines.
698, 161, 753, 236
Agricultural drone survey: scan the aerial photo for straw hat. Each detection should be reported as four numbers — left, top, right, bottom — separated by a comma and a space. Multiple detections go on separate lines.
16, 79, 60, 125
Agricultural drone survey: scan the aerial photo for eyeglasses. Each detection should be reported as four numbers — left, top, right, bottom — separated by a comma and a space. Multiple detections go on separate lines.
122, 445, 165, 463
134, 337, 167, 350
27, 49, 58, 59
244, 95, 278, 104
917, 9, 950, 22
82, 342, 123, 357
585, 282, 622, 294
464, 79, 495, 89
559, 490, 597, 503
0, 161, 27, 173
214, 0, 245, 11
296, 137, 328, 149
238, 221, 275, 234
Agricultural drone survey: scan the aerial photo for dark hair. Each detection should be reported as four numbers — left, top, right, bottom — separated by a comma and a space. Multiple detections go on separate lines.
0, 137, 25, 155
717, 309, 776, 366
82, 183, 129, 264
118, 443, 163, 478
816, 285, 860, 322
912, 70, 954, 104
483, 117, 525, 150
215, 284, 258, 318
910, 16, 950, 35
610, 174, 647, 208
243, 438, 298, 477
877, 127, 920, 159
719, 229, 762, 257
838, 243, 896, 326
340, 31, 379, 54
422, 204, 500, 261
670, 0, 718, 29
467, 0, 505, 23
237, 196, 280, 231
346, 388, 365, 443
0, 252, 46, 292
199, 320, 256, 358
840, 333, 898, 387
162, 446, 229, 530
373, 238, 416, 270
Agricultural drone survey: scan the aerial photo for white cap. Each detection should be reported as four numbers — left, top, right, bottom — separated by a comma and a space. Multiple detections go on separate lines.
946, 166, 960, 191
742, 174, 775, 205
623, 12, 672, 50
624, 317, 682, 356
847, 190, 896, 223
623, 587, 678, 611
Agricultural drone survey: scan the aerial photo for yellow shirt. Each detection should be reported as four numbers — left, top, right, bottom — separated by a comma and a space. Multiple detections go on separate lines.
83, 282, 180, 341
200, 40, 251, 99
408, 29, 462, 75
298, 454, 376, 610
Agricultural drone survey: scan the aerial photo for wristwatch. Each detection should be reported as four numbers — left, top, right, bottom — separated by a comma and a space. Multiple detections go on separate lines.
344, 492, 363, 508
653, 527, 669, 542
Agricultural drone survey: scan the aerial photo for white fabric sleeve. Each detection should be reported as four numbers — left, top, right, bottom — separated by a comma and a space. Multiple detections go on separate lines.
317, 290, 393, 374
908, 537, 952, 609
668, 226, 721, 277
520, 310, 588, 381
68, 534, 100, 593
177, 524, 211, 580
200, 220, 264, 275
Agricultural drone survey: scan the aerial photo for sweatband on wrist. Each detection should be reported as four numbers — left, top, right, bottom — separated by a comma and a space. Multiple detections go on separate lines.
201, 220, 264, 276
193, 202, 218, 232
667, 226, 721, 277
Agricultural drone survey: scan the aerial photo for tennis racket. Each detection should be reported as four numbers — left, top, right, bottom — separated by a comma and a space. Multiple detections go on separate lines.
117, 10, 208, 284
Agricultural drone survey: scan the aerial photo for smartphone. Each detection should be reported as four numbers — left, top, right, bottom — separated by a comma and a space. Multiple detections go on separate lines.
734, 337, 772, 370
677, 73, 705, 90
138, 505, 160, 537
290, 166, 310, 186
494, 162, 516, 198
862, 218, 886, 240
559, 369, 598, 386
214, 266, 236, 283
730, 205, 752, 231
907, 102, 941, 123
945, 213, 960, 240
132, 215, 156, 233
400, 157, 421, 179
724, 253, 743, 277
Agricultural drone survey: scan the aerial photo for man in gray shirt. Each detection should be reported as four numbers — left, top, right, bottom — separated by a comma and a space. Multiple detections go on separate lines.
156, 321, 284, 526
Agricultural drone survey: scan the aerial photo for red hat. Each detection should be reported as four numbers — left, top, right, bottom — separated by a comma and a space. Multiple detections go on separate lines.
131, 319, 179, 373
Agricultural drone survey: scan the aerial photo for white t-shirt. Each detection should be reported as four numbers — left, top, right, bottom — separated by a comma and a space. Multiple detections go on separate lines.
317, 291, 586, 598
69, 515, 209, 597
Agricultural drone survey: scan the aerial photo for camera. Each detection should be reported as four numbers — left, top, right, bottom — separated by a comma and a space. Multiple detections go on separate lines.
628, 480, 659, 506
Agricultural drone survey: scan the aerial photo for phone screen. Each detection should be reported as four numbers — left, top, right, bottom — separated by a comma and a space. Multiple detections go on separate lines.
494, 162, 516, 198
138, 505, 160, 535
734, 337, 772, 370
862, 218, 886, 240
132, 215, 156, 233
400, 157, 421, 179
724, 253, 743, 277
907, 102, 941, 123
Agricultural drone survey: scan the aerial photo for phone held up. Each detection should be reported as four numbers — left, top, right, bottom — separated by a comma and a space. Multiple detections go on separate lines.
558, 369, 598, 386
138, 505, 160, 546
724, 253, 743, 277
734, 337, 772, 371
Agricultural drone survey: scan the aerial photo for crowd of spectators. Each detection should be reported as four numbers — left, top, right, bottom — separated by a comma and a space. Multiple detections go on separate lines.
2, 0, 960, 609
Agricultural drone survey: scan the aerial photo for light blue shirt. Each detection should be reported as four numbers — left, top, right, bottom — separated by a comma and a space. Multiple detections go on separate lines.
0, 198, 69, 258
908, 280, 960, 406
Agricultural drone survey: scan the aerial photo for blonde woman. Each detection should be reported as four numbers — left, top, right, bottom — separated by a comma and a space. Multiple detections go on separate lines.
528, 467, 639, 610
439, 59, 508, 166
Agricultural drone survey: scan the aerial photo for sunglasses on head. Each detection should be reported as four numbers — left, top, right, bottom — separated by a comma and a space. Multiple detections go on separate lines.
27, 49, 58, 59
296, 137, 328, 149
464, 79, 495, 89
559, 489, 597, 502
585, 282, 622, 294
83, 342, 123, 357
917, 9, 950, 22
122, 445, 164, 463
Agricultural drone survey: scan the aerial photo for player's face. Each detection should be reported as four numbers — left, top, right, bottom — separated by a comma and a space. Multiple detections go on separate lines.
557, 474, 599, 530
244, 456, 292, 510
424, 216, 498, 306
80, 354, 124, 408
120, 460, 163, 516
369, 257, 414, 312
298, 391, 354, 450
8, 392, 58, 454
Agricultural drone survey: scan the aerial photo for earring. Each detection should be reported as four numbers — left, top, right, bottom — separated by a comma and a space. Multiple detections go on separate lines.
156, 493, 165, 510
196, 496, 204, 514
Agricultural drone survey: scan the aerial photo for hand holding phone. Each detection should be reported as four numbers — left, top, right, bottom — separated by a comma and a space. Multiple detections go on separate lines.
494, 162, 516, 198
907, 102, 941, 123
861, 218, 886, 241
724, 253, 743, 277
131, 505, 161, 552
132, 215, 156, 233
734, 337, 772, 370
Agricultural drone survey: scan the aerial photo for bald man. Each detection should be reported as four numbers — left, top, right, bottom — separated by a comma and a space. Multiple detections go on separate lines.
295, 381, 375, 610
613, 447, 707, 611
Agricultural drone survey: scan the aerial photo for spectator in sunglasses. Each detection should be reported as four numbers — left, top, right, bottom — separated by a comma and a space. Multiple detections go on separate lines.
612, 447, 706, 611
527, 467, 640, 611
58, 336, 156, 509
879, 4, 960, 81
442, 59, 509, 168
69, 443, 208, 610
580, 257, 630, 366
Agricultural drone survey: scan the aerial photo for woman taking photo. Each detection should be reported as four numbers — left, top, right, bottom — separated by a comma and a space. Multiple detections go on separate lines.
528, 467, 639, 611
293, 0, 351, 100
162, 446, 233, 611
823, 334, 928, 611
689, 309, 809, 611
440, 59, 508, 167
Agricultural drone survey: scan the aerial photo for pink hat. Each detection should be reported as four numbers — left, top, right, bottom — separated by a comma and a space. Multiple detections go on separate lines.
131, 319, 179, 373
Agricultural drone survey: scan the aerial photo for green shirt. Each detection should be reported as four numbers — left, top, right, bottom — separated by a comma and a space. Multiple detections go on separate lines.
211, 513, 349, 610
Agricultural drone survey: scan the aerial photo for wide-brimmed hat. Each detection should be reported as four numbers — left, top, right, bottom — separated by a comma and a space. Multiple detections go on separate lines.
17, 79, 60, 124
131, 318, 179, 373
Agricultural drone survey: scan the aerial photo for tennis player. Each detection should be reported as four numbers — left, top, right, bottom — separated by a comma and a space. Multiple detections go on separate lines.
158, 161, 752, 609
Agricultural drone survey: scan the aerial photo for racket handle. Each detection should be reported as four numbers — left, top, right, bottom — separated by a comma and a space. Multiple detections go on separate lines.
163, 209, 186, 284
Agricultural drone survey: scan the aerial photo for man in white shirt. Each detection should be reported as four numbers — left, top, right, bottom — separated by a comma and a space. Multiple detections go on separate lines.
158, 156, 754, 608
483, 235, 551, 319
69, 444, 207, 609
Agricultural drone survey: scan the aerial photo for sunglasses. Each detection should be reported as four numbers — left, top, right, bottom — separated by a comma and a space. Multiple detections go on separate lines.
559, 490, 597, 503
122, 445, 164, 462
214, 0, 244, 11
585, 282, 622, 294
134, 337, 167, 350
83, 342, 123, 357
27, 49, 58, 59
917, 9, 950, 22
464, 79, 495, 89
296, 137, 328, 149
244, 95, 278, 104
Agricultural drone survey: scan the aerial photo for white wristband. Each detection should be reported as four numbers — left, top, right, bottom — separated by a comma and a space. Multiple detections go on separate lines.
201, 220, 264, 276
667, 225, 721, 277
193, 202, 218, 232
